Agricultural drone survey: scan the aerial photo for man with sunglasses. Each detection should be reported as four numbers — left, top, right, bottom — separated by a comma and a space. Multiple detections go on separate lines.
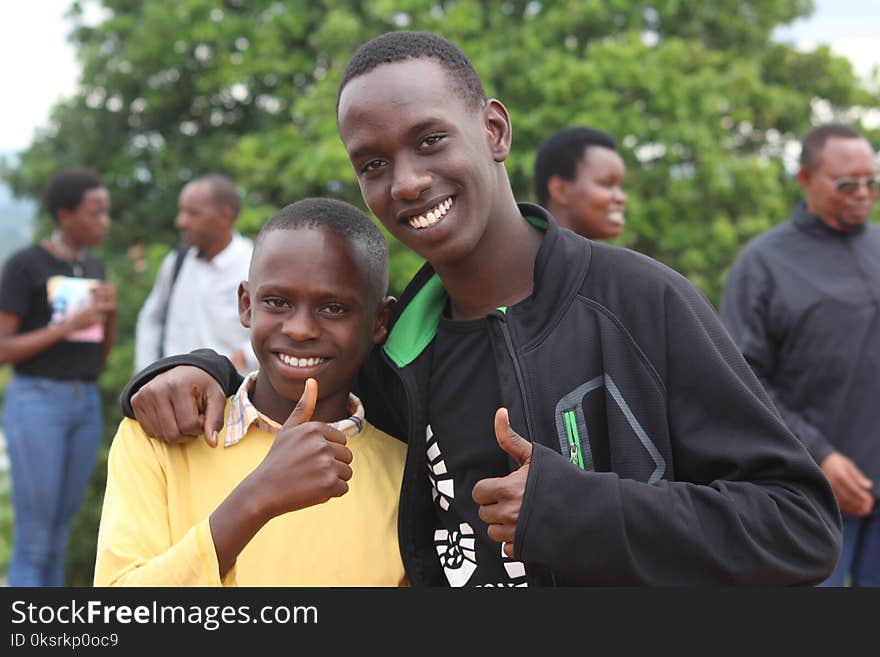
721, 123, 879, 587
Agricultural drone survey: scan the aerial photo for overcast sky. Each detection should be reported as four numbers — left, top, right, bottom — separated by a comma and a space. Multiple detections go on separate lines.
1, 0, 878, 154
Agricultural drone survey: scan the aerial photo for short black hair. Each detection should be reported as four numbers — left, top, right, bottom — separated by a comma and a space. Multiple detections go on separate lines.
800, 123, 864, 171
534, 127, 617, 206
43, 167, 104, 222
193, 173, 241, 220
254, 198, 388, 303
338, 31, 487, 113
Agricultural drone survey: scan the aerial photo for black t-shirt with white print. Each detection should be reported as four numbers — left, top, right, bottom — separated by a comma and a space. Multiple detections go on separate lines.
427, 309, 527, 587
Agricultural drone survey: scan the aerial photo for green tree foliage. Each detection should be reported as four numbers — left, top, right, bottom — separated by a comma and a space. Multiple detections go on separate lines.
2, 0, 877, 584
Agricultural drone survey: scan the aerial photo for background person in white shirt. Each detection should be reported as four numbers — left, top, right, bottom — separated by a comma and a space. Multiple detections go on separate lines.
135, 174, 255, 373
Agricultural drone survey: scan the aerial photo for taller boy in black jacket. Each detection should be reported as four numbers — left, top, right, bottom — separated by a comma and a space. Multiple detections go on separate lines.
121, 31, 840, 586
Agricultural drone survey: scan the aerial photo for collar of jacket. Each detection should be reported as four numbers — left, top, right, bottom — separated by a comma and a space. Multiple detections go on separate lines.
382, 202, 592, 368
791, 199, 867, 238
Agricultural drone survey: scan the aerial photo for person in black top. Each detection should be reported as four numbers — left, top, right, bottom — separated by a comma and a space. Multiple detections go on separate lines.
118, 32, 840, 585
0, 167, 116, 586
721, 123, 879, 586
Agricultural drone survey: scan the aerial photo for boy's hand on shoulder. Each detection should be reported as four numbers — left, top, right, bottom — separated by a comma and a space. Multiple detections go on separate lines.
472, 408, 532, 559
131, 365, 226, 445
249, 379, 354, 520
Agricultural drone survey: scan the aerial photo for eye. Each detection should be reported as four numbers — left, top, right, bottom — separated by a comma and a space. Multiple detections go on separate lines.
835, 180, 858, 194
419, 134, 444, 150
262, 297, 290, 310
360, 159, 386, 174
321, 302, 348, 316
599, 176, 623, 189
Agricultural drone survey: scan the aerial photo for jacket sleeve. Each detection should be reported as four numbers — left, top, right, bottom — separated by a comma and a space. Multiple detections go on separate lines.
119, 348, 243, 418
719, 249, 834, 465
94, 418, 234, 586
516, 275, 841, 585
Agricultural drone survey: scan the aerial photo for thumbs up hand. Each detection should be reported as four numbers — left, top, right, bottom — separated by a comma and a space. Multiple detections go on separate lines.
472, 408, 533, 559
281, 375, 318, 429
247, 378, 353, 520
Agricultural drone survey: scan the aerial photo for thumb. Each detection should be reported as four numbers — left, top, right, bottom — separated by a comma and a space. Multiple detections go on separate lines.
283, 378, 318, 429
494, 407, 532, 466
203, 384, 227, 448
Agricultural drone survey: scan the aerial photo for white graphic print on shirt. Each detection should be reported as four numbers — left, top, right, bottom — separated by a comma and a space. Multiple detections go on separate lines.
434, 522, 478, 586
426, 424, 527, 587
426, 424, 454, 511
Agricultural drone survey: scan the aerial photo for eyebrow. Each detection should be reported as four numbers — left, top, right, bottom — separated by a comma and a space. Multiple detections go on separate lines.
255, 283, 360, 302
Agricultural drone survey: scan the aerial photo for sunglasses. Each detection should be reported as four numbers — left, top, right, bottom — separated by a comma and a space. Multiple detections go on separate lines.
830, 175, 880, 195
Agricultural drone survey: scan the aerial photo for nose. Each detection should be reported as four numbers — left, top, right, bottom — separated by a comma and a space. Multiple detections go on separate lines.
613, 186, 627, 204
282, 306, 321, 342
390, 156, 432, 201
175, 211, 188, 230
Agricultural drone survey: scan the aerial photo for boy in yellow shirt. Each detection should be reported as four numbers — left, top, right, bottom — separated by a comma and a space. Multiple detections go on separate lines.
94, 198, 405, 586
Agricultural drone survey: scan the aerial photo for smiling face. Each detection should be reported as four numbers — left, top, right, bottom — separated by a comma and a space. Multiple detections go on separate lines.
549, 146, 626, 240
337, 58, 511, 269
58, 187, 111, 248
798, 136, 877, 232
239, 227, 390, 424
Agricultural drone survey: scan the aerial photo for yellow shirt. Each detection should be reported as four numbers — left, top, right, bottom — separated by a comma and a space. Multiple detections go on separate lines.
94, 403, 406, 587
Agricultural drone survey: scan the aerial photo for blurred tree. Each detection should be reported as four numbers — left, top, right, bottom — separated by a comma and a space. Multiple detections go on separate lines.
1, 0, 877, 585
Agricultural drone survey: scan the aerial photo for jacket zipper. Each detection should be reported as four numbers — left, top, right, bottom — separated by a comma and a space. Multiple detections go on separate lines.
493, 311, 559, 586
492, 312, 536, 452
563, 409, 585, 469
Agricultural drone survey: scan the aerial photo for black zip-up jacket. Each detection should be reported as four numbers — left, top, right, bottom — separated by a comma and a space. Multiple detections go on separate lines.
721, 201, 880, 493
122, 204, 841, 586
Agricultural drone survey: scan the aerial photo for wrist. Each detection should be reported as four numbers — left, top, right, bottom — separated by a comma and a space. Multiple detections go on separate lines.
56, 318, 77, 337
233, 473, 276, 525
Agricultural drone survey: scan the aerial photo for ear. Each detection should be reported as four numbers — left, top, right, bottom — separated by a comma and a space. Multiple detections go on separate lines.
238, 281, 252, 328
219, 204, 236, 227
547, 175, 570, 206
796, 166, 811, 191
371, 296, 396, 345
484, 99, 512, 163
56, 207, 73, 228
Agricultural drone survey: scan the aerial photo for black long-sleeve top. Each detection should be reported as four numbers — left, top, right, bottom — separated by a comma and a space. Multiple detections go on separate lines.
721, 201, 880, 494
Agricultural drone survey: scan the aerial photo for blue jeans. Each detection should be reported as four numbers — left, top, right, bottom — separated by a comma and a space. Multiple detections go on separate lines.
3, 375, 102, 586
820, 507, 880, 587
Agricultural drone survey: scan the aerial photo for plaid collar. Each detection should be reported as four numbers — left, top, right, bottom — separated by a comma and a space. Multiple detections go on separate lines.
224, 371, 365, 447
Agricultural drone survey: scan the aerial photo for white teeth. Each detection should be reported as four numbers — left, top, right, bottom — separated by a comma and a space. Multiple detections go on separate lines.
408, 197, 453, 229
278, 354, 325, 368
